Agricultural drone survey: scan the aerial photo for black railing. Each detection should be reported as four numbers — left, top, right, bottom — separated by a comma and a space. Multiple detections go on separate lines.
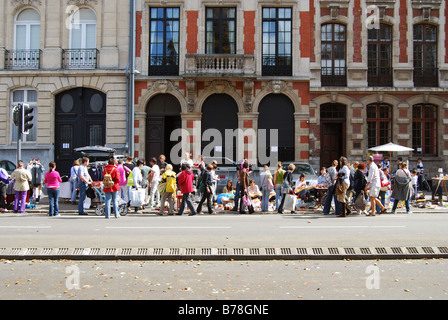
321, 67, 347, 86
368, 67, 393, 87
414, 68, 438, 87
262, 55, 292, 76
148, 55, 179, 76
5, 50, 41, 70
62, 49, 99, 70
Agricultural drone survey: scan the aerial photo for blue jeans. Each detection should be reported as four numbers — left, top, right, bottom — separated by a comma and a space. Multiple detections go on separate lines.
322, 184, 342, 214
274, 184, 282, 210
233, 182, 240, 210
178, 193, 196, 215
78, 183, 87, 214
70, 177, 78, 202
392, 199, 410, 212
105, 191, 119, 218
47, 188, 60, 216
261, 187, 270, 212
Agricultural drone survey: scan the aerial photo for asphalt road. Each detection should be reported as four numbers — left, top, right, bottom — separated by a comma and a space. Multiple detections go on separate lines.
0, 211, 447, 249
1, 259, 447, 300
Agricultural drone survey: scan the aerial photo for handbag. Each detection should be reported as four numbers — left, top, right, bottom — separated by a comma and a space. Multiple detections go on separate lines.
158, 181, 167, 194
354, 193, 367, 211
267, 177, 274, 191
283, 194, 297, 212
130, 188, 145, 207
281, 172, 291, 194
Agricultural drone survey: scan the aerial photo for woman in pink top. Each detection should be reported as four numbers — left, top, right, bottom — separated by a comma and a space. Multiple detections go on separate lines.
44, 161, 62, 216
117, 160, 131, 203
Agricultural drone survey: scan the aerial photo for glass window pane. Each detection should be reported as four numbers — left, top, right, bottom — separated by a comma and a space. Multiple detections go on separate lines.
15, 25, 27, 50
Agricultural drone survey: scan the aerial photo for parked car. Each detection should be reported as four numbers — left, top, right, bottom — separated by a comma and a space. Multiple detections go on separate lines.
282, 162, 319, 187
0, 160, 16, 175
74, 146, 117, 165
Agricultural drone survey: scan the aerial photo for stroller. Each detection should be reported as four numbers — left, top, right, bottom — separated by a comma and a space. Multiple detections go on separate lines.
91, 182, 128, 216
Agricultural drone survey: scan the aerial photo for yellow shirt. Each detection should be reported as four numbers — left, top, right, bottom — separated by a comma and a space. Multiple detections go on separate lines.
161, 170, 176, 193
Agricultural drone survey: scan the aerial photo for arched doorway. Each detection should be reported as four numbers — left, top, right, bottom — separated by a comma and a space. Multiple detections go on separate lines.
201, 94, 239, 162
55, 87, 106, 176
258, 94, 295, 164
320, 103, 346, 168
146, 94, 181, 164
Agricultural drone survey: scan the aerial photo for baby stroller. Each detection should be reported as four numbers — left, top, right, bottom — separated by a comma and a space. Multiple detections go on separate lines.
91, 182, 128, 216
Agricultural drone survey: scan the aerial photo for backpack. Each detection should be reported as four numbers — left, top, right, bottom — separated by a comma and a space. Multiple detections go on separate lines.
103, 167, 116, 188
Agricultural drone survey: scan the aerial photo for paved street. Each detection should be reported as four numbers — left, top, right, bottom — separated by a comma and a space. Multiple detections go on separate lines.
1, 259, 447, 300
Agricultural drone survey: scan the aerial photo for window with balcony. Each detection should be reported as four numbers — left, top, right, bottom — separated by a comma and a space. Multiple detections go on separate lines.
412, 104, 437, 155
8, 8, 41, 70
413, 24, 438, 87
64, 8, 98, 69
321, 23, 346, 86
11, 89, 37, 143
262, 7, 292, 76
149, 7, 180, 76
368, 24, 393, 87
367, 103, 392, 149
206, 7, 236, 54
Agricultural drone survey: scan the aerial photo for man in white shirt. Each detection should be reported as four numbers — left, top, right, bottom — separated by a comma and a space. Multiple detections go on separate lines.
180, 152, 194, 168
148, 157, 160, 207
365, 156, 387, 216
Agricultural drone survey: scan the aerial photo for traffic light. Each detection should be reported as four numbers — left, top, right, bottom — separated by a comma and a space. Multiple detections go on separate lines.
22, 104, 34, 135
12, 105, 21, 127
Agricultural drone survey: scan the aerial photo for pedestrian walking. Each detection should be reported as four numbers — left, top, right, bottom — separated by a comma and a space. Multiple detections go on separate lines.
69, 160, 80, 204
238, 161, 251, 214
335, 157, 351, 217
77, 157, 92, 215
158, 164, 176, 215
29, 158, 44, 203
322, 160, 339, 215
365, 156, 387, 216
260, 165, 273, 212
132, 160, 144, 212
277, 163, 295, 214
353, 162, 367, 214
43, 161, 62, 216
117, 159, 131, 203
103, 158, 121, 218
273, 162, 285, 211
177, 163, 197, 216
196, 164, 215, 215
148, 157, 160, 208
11, 161, 32, 214
391, 162, 413, 214
0, 167, 10, 212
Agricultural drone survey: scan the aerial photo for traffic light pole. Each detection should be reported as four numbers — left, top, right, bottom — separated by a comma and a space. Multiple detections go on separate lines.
16, 104, 22, 164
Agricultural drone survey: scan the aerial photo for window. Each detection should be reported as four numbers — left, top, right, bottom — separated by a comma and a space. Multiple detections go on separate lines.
11, 8, 41, 69
367, 104, 392, 149
64, 8, 97, 69
368, 24, 393, 87
412, 104, 437, 155
11, 89, 37, 143
149, 7, 180, 76
414, 24, 438, 87
206, 7, 236, 54
321, 23, 346, 86
262, 7, 292, 76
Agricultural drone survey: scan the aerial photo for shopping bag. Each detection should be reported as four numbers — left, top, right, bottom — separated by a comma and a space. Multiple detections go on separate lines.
130, 188, 145, 207
283, 194, 297, 212
83, 197, 91, 210
354, 193, 367, 211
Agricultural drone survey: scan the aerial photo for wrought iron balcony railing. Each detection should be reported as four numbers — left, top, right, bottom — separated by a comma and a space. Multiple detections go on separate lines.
414, 67, 438, 87
5, 50, 41, 70
62, 49, 99, 70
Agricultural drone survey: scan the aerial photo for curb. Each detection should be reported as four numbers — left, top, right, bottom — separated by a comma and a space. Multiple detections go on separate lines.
1, 246, 447, 261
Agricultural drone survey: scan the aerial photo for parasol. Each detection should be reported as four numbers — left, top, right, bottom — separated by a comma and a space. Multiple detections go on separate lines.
369, 142, 414, 161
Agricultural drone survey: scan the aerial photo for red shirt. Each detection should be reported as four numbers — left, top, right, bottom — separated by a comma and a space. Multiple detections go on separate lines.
178, 170, 194, 194
102, 165, 120, 192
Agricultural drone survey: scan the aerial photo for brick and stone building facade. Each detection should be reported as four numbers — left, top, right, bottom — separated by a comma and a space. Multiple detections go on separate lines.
0, 0, 130, 175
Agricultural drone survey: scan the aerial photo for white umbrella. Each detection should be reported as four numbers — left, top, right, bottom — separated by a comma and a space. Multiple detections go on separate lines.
369, 142, 414, 153
369, 142, 414, 161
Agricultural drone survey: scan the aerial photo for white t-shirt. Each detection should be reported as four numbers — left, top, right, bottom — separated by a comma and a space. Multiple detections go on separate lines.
151, 164, 160, 182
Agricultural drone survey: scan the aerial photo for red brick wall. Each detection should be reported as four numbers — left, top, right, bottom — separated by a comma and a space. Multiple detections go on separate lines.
136, 11, 142, 58
399, 0, 408, 63
244, 11, 256, 55
186, 11, 199, 54
309, 0, 316, 63
300, 11, 310, 58
353, 0, 362, 63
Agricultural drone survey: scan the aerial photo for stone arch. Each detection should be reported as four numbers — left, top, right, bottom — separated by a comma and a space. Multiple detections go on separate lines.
252, 80, 302, 113
195, 80, 244, 113
138, 80, 188, 114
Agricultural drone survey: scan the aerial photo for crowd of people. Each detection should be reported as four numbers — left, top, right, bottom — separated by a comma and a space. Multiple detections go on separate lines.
0, 152, 428, 217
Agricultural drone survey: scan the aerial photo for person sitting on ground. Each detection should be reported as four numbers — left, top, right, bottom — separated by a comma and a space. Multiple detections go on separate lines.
247, 179, 262, 200
294, 173, 310, 200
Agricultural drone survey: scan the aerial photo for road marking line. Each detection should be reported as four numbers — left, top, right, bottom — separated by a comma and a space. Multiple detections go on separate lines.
104, 226, 232, 229
0, 226, 52, 229
279, 226, 405, 229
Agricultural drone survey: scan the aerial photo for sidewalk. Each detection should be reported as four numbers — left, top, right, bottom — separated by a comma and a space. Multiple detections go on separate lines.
10, 193, 448, 215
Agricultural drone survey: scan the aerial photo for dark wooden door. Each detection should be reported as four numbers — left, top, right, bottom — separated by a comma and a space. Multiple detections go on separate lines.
55, 88, 106, 176
320, 122, 344, 168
